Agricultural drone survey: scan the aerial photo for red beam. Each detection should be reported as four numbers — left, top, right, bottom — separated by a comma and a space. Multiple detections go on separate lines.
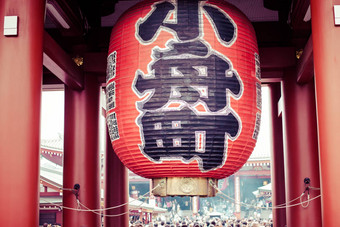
40, 177, 62, 192
83, 47, 297, 85
84, 52, 107, 74
41, 147, 63, 156
235, 170, 271, 176
40, 192, 60, 197
90, 47, 298, 72
43, 31, 83, 89
261, 71, 284, 83
297, 36, 314, 84
260, 47, 296, 71
258, 47, 297, 83
245, 160, 271, 165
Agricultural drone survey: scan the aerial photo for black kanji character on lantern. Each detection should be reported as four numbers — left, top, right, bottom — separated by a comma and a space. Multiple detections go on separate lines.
139, 107, 239, 171
134, 0, 242, 171
137, 0, 200, 42
134, 41, 242, 112
136, 0, 236, 45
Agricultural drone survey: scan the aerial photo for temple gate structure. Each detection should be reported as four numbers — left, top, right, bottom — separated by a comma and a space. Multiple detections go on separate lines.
1, 0, 339, 226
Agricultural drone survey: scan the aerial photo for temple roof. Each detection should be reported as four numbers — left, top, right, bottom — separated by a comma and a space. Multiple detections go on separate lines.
40, 155, 63, 189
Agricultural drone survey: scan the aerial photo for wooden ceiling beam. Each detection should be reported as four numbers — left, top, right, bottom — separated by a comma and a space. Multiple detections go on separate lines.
46, 0, 84, 36
79, 47, 298, 85
260, 47, 296, 82
43, 31, 84, 90
290, 0, 311, 31
296, 36, 314, 84
260, 47, 296, 70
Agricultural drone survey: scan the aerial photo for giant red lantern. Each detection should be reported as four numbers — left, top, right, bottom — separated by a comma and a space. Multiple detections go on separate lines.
106, 0, 261, 196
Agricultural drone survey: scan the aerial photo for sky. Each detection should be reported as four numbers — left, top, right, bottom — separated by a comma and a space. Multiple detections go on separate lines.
40, 90, 64, 140
251, 86, 271, 159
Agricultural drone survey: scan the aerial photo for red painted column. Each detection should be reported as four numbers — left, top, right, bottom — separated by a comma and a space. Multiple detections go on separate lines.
63, 74, 100, 226
0, 0, 45, 226
281, 72, 322, 226
310, 1, 340, 226
56, 211, 62, 224
234, 175, 241, 219
105, 131, 129, 226
192, 196, 199, 216
268, 84, 286, 227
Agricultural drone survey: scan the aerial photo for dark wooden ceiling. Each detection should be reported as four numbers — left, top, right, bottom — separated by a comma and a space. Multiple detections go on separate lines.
43, 0, 311, 85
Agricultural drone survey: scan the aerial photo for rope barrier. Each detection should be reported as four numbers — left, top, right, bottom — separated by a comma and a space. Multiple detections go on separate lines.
43, 181, 322, 218
42, 184, 160, 218
208, 180, 321, 210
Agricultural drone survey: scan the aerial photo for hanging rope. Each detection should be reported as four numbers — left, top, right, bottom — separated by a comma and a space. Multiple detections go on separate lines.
208, 179, 321, 210
42, 184, 160, 218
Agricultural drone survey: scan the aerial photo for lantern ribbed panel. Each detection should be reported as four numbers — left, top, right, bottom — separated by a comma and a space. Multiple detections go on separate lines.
106, 0, 261, 179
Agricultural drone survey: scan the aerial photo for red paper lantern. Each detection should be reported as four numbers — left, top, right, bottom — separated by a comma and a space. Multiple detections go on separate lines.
106, 0, 261, 193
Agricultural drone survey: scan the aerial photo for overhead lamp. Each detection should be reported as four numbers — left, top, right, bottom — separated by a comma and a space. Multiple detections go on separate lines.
72, 56, 84, 66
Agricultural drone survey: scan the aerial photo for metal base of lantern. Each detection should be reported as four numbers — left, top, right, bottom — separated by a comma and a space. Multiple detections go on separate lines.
152, 177, 218, 197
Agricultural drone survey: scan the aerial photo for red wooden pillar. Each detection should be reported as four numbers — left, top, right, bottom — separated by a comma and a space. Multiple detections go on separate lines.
105, 131, 129, 226
310, 1, 340, 226
192, 196, 199, 216
63, 74, 100, 226
281, 72, 322, 226
0, 0, 45, 226
268, 84, 286, 227
234, 175, 241, 219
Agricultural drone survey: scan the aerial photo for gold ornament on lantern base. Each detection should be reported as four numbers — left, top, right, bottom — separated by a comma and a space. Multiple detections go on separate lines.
152, 177, 218, 197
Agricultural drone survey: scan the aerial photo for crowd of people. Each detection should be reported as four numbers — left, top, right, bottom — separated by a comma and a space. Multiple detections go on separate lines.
129, 216, 273, 227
